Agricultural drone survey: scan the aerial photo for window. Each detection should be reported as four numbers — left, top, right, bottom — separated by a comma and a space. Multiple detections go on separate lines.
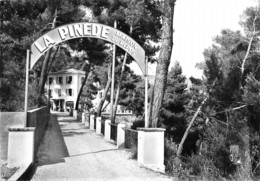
66, 89, 73, 96
66, 76, 72, 84
49, 77, 53, 85
58, 89, 61, 97
56, 77, 63, 84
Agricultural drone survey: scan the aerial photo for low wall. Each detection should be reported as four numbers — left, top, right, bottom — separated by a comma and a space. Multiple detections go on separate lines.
101, 113, 136, 125
125, 128, 138, 149
27, 106, 50, 158
0, 112, 26, 160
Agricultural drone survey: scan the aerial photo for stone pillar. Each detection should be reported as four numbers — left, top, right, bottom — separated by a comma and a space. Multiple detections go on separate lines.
82, 112, 85, 123
85, 113, 90, 127
117, 123, 126, 149
73, 109, 78, 120
7, 127, 35, 167
105, 119, 111, 140
90, 114, 95, 130
96, 117, 102, 134
137, 128, 166, 173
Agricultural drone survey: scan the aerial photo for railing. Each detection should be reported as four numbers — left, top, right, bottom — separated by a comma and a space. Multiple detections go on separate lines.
110, 123, 118, 143
85, 114, 166, 173
94, 116, 96, 130
125, 128, 138, 149
101, 118, 105, 135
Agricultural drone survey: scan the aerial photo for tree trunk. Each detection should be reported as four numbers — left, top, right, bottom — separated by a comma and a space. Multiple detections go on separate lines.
149, 0, 175, 127
46, 46, 60, 76
176, 71, 220, 157
111, 52, 128, 122
176, 97, 208, 157
97, 79, 111, 116
37, 9, 59, 107
97, 64, 112, 116
38, 49, 53, 106
240, 122, 252, 178
239, 17, 256, 176
75, 64, 91, 110
241, 15, 257, 74
111, 26, 133, 122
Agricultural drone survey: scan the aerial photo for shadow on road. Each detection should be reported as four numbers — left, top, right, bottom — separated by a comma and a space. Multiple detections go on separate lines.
69, 148, 120, 158
62, 131, 89, 137
35, 114, 69, 166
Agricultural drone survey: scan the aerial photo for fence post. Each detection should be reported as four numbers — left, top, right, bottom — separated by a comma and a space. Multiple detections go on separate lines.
85, 112, 90, 127
82, 112, 85, 123
105, 119, 111, 140
8, 127, 35, 167
73, 109, 78, 119
117, 123, 126, 149
90, 114, 95, 130
96, 117, 102, 134
137, 128, 166, 173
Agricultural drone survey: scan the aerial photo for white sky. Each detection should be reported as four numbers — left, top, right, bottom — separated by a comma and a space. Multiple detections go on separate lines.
130, 0, 258, 78
171, 0, 258, 78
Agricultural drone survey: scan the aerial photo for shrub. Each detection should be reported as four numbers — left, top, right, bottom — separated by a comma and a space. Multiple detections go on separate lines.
164, 138, 177, 172
131, 120, 144, 130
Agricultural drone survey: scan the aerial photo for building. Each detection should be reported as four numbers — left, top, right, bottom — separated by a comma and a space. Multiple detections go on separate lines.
45, 68, 85, 111
45, 68, 133, 115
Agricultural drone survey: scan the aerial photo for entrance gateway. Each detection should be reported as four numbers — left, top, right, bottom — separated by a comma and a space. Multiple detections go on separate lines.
25, 22, 149, 127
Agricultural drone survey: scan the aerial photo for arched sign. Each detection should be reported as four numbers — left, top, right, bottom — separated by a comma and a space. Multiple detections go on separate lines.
30, 22, 146, 75
26, 22, 148, 128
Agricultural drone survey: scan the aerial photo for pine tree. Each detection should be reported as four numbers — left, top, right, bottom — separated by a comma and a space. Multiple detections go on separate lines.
149, 0, 176, 127
160, 62, 189, 142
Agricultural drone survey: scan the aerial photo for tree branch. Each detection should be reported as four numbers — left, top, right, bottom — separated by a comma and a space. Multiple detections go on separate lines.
241, 15, 258, 74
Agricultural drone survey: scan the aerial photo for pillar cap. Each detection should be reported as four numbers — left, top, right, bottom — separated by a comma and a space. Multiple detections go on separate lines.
137, 128, 165, 132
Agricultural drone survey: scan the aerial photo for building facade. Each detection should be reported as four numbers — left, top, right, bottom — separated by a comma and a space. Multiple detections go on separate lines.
45, 68, 133, 114
45, 68, 85, 111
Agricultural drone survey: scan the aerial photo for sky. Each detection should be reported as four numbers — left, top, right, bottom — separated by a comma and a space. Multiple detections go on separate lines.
170, 0, 258, 78
130, 0, 258, 78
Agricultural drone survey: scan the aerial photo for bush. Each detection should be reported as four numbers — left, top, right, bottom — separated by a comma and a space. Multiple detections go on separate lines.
164, 138, 178, 172
251, 133, 260, 178
164, 138, 193, 179
184, 154, 221, 180
131, 120, 144, 130
164, 138, 226, 180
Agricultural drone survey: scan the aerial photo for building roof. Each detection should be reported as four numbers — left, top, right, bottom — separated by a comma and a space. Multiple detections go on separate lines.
49, 68, 85, 75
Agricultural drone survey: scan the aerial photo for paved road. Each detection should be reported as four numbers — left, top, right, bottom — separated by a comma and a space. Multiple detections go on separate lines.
31, 112, 172, 181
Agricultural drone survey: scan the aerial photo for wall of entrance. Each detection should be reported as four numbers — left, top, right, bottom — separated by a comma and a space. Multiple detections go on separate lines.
1, 107, 50, 161
0, 112, 26, 160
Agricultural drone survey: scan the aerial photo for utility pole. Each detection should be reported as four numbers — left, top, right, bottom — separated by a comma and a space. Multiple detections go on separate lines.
24, 50, 30, 127
110, 20, 117, 123
145, 57, 148, 128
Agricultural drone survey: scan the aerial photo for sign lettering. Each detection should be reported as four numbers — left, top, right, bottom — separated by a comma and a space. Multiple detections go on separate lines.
31, 22, 146, 75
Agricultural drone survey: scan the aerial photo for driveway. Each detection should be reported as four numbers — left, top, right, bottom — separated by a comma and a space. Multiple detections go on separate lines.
31, 112, 172, 181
